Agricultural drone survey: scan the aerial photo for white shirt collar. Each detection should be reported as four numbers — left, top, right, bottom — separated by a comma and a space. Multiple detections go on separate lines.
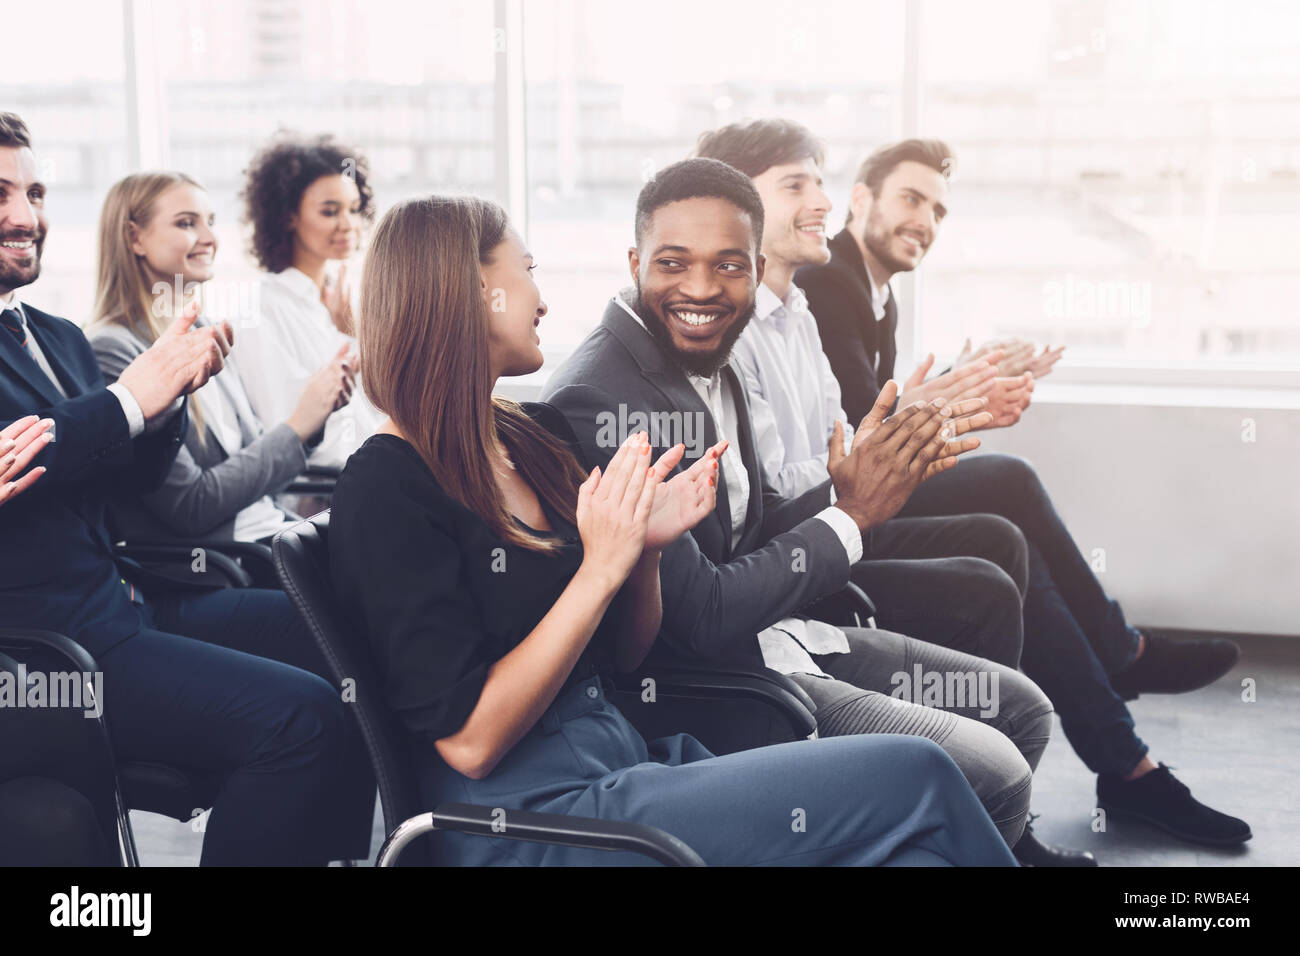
865, 268, 892, 322
0, 289, 23, 315
271, 266, 321, 302
754, 282, 809, 325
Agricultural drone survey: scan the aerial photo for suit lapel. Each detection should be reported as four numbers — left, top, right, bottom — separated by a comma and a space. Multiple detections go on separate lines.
0, 318, 69, 405
26, 316, 84, 397
601, 300, 734, 552
721, 362, 763, 549
879, 292, 899, 386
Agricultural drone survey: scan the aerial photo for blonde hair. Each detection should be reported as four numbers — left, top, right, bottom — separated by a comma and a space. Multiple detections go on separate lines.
90, 171, 208, 440
360, 195, 587, 552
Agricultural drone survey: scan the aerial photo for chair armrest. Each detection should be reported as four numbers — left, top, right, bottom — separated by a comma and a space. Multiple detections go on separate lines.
285, 478, 337, 495
610, 665, 817, 737
801, 581, 877, 628
376, 804, 706, 867
286, 465, 339, 496
0, 627, 103, 676
114, 542, 254, 588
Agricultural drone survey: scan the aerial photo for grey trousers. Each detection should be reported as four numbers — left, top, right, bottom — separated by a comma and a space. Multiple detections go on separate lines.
792, 627, 1054, 847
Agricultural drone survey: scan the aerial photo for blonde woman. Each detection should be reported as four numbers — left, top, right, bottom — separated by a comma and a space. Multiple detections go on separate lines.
89, 172, 353, 544
330, 194, 1015, 866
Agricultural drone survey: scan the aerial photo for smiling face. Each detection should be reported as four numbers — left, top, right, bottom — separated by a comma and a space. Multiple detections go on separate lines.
629, 195, 764, 378
483, 228, 547, 379
750, 156, 831, 273
0, 145, 47, 295
130, 183, 217, 286
851, 159, 949, 277
290, 173, 362, 267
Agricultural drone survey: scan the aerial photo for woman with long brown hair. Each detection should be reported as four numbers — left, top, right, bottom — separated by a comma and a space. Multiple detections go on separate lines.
330, 194, 1015, 866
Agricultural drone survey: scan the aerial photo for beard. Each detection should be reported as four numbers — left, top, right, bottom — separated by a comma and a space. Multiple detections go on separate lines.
859, 211, 921, 277
0, 228, 44, 293
630, 285, 754, 379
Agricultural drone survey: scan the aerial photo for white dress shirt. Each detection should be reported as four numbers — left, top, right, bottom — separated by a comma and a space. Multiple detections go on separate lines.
732, 282, 853, 499
612, 292, 860, 677
0, 292, 148, 436
235, 267, 385, 470
867, 270, 893, 375
190, 340, 295, 543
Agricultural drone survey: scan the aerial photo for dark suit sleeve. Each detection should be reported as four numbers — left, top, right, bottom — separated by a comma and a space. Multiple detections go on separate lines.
758, 473, 834, 544
799, 270, 881, 426
1, 326, 185, 495
547, 382, 852, 665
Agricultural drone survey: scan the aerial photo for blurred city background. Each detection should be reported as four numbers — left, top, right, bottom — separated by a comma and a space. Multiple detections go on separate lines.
6, 0, 1300, 372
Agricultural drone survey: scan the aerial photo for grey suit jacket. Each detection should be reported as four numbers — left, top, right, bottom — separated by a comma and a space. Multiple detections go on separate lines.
90, 320, 307, 541
541, 295, 851, 671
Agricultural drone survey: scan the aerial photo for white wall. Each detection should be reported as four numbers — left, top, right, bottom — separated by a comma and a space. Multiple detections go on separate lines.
973, 384, 1300, 637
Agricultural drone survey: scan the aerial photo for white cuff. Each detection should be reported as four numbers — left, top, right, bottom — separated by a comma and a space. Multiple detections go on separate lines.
107, 383, 145, 439
814, 506, 863, 565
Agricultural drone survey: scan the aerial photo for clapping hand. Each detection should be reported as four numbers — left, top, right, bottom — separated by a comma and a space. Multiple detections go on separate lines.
0, 415, 53, 506
644, 439, 726, 552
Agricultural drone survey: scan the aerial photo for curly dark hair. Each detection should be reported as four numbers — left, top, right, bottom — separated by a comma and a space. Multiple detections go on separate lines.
240, 132, 375, 273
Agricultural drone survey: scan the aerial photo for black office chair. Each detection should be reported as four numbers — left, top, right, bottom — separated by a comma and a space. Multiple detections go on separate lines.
276, 512, 811, 865
113, 539, 274, 590
0, 628, 139, 866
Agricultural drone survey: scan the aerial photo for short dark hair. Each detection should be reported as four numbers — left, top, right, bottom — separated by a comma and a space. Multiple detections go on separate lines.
0, 112, 32, 150
848, 138, 954, 224
240, 132, 375, 273
634, 157, 765, 252
693, 118, 825, 179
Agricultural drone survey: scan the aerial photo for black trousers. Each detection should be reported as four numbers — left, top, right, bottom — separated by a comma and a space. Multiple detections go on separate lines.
850, 513, 1029, 669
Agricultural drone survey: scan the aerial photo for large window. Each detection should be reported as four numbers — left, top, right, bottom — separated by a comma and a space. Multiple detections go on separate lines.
916, 0, 1300, 369
523, 0, 905, 351
152, 0, 497, 294
5, 2, 129, 324
7, 0, 1298, 376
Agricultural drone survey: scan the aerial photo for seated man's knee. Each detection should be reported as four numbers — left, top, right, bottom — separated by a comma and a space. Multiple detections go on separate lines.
952, 556, 1025, 667
259, 671, 349, 765
951, 718, 1033, 843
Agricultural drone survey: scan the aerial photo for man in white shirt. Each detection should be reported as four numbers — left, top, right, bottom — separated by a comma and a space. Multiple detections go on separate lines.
545, 157, 1060, 854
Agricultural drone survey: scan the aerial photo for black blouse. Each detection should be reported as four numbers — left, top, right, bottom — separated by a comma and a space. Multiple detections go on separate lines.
329, 404, 602, 743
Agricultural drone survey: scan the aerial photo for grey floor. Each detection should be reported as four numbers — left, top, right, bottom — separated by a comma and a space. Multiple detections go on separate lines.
130, 631, 1299, 866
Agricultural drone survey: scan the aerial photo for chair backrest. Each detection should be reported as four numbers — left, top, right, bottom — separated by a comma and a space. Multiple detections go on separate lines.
272, 512, 431, 864
0, 630, 127, 865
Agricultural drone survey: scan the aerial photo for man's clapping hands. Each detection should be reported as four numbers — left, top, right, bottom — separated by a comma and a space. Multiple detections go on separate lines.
116, 310, 233, 421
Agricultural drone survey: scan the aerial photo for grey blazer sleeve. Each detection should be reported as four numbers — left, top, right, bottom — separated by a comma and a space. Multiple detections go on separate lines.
90, 324, 308, 538
547, 382, 851, 665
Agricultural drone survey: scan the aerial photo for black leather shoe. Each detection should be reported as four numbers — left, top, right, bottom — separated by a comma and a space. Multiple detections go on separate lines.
1097, 763, 1252, 846
1012, 818, 1098, 867
1110, 631, 1239, 701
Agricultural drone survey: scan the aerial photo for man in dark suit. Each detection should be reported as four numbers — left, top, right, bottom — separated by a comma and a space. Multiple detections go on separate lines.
0, 111, 372, 865
796, 137, 1250, 847
544, 157, 1079, 858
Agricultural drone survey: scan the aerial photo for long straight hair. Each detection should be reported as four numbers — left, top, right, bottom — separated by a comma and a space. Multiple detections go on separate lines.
360, 195, 587, 552
89, 171, 208, 440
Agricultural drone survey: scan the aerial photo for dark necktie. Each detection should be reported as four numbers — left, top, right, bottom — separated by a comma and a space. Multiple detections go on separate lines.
1, 307, 27, 349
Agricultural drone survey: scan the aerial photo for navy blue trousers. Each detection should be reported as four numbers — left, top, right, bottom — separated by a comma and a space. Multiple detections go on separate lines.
898, 452, 1149, 777
98, 587, 376, 865
418, 675, 1016, 867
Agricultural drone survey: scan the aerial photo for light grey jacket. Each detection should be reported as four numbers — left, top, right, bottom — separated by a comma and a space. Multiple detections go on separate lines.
90, 319, 308, 541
